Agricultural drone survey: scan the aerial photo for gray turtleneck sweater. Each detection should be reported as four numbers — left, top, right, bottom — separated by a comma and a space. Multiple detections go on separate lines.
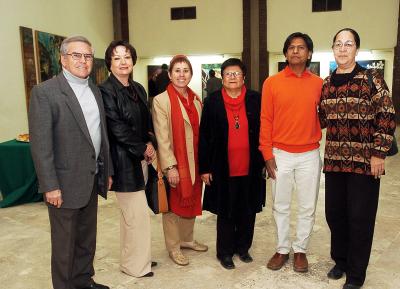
63, 68, 101, 161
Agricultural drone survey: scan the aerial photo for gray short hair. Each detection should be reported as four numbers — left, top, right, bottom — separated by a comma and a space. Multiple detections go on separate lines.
60, 36, 94, 55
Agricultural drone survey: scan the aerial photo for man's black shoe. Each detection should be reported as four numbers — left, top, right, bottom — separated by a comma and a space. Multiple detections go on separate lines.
343, 284, 361, 289
219, 255, 235, 270
82, 282, 110, 289
327, 265, 345, 280
238, 252, 253, 263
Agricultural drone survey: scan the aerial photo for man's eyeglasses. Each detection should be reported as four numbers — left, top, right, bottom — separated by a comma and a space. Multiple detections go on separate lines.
223, 71, 243, 78
333, 41, 355, 50
66, 52, 94, 61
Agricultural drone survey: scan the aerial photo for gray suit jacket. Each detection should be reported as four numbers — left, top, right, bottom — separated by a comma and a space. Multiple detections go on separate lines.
29, 73, 113, 209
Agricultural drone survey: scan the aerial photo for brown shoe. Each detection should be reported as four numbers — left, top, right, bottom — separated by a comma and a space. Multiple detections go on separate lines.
266, 252, 289, 270
293, 252, 308, 272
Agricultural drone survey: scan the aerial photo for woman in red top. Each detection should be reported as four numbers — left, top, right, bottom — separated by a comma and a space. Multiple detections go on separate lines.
199, 58, 266, 269
152, 55, 208, 266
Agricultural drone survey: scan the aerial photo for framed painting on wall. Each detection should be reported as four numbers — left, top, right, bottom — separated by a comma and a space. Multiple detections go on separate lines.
90, 58, 109, 85
19, 26, 38, 111
278, 61, 320, 76
35, 30, 66, 82
329, 60, 385, 77
201, 63, 222, 100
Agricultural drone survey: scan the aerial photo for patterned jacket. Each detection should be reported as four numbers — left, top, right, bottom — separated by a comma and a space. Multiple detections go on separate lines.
319, 67, 396, 175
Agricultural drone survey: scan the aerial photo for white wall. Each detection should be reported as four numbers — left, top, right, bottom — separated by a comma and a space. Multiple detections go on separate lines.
129, 0, 243, 57
267, 0, 399, 52
0, 0, 113, 142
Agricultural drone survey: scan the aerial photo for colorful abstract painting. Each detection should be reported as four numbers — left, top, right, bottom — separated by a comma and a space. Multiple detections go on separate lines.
35, 30, 65, 82
19, 26, 37, 110
329, 60, 385, 76
90, 58, 109, 85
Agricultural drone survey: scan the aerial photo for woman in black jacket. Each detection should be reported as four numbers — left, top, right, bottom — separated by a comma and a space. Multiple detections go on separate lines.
99, 40, 156, 278
199, 58, 266, 270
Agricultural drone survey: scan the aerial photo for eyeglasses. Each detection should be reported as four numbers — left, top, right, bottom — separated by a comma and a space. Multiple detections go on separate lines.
223, 71, 243, 78
66, 52, 94, 61
333, 41, 355, 50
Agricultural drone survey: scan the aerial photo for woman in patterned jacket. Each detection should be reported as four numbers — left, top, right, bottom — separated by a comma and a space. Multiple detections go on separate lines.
319, 28, 396, 289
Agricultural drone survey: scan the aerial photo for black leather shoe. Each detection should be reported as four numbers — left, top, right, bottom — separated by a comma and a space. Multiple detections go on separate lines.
151, 261, 158, 267
142, 271, 154, 277
82, 282, 110, 289
327, 265, 345, 280
238, 252, 253, 263
343, 284, 361, 289
219, 256, 235, 270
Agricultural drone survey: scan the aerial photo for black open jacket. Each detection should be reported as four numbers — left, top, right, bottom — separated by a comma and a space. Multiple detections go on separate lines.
199, 89, 266, 216
99, 73, 155, 192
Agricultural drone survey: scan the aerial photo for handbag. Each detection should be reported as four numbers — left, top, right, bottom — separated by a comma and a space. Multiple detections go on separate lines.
145, 157, 169, 214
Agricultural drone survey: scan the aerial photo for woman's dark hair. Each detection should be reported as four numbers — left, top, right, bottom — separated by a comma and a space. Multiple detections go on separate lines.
221, 58, 247, 76
332, 28, 360, 49
104, 40, 137, 71
169, 55, 193, 75
283, 32, 314, 67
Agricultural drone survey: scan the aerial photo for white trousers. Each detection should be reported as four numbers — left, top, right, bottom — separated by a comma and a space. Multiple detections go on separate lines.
115, 161, 152, 277
271, 148, 321, 254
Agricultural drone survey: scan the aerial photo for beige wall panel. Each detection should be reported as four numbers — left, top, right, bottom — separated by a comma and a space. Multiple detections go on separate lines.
129, 0, 243, 57
267, 0, 399, 52
0, 0, 113, 142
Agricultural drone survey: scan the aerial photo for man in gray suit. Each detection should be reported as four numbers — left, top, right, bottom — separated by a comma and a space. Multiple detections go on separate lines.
29, 36, 113, 289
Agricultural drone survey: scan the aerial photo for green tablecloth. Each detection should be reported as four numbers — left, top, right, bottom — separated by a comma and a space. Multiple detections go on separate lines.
0, 140, 42, 208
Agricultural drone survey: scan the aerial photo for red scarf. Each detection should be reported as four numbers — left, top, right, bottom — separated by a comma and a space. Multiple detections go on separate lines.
222, 86, 250, 176
167, 83, 202, 207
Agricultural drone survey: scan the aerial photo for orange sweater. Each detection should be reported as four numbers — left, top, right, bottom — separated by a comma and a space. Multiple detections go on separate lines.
259, 66, 323, 160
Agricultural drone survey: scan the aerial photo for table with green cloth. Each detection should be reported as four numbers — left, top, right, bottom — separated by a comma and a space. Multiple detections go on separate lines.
0, 139, 42, 208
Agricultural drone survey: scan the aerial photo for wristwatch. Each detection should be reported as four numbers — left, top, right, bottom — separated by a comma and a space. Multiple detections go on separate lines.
166, 165, 175, 171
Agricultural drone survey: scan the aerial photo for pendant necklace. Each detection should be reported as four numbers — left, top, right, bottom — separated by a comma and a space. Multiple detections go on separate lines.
232, 104, 242, 130
233, 113, 240, 129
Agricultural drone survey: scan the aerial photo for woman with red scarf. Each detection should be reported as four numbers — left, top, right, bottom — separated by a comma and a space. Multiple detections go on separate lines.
199, 58, 265, 270
152, 55, 208, 266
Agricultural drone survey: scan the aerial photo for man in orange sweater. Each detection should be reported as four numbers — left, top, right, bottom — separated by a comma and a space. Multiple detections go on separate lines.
259, 32, 323, 273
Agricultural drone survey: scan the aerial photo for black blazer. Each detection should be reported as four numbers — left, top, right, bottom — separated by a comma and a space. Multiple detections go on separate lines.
99, 74, 155, 192
199, 89, 266, 216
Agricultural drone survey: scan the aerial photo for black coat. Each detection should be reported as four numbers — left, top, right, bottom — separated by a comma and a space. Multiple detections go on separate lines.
99, 74, 155, 192
199, 89, 266, 216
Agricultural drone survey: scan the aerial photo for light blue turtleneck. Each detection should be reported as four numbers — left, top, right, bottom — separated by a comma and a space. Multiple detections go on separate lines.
63, 68, 101, 161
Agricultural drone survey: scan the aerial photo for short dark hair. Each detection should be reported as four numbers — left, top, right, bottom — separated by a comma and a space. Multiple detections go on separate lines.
283, 32, 314, 67
209, 69, 216, 77
332, 28, 360, 49
169, 55, 193, 75
161, 63, 168, 70
221, 58, 247, 77
104, 40, 137, 71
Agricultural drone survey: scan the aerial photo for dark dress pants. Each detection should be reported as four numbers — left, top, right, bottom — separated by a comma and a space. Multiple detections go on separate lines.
48, 184, 98, 289
325, 172, 380, 286
216, 176, 256, 259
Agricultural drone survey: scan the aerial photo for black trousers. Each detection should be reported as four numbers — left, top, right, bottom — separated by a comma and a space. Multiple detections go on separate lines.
325, 172, 380, 286
216, 176, 256, 259
48, 185, 98, 289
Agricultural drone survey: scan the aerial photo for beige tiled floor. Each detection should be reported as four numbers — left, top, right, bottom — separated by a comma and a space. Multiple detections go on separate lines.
1, 138, 399, 289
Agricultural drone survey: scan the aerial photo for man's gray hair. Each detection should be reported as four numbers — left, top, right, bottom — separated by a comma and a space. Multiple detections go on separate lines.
60, 36, 94, 55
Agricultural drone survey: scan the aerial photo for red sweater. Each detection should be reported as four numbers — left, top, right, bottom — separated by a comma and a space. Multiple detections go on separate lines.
222, 87, 250, 176
259, 66, 323, 160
